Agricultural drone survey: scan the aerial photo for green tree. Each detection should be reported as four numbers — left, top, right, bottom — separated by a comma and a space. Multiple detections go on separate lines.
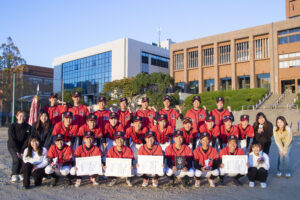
58, 88, 85, 105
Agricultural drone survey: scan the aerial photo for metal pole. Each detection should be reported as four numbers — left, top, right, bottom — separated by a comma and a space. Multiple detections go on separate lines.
11, 72, 15, 123
61, 79, 64, 102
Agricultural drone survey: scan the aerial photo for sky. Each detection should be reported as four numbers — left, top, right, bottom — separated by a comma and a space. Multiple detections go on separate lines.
0, 0, 286, 68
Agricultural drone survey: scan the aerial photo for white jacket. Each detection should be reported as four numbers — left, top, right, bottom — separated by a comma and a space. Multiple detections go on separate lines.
248, 151, 270, 170
23, 147, 48, 169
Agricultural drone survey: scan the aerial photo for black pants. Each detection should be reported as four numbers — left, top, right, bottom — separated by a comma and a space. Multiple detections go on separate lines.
7, 146, 23, 175
247, 167, 268, 182
23, 163, 45, 187
262, 142, 271, 154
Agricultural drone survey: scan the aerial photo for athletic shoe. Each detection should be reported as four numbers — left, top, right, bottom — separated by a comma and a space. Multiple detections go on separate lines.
208, 179, 215, 188
11, 175, 18, 182
109, 178, 117, 187
249, 181, 255, 188
74, 179, 81, 187
194, 180, 200, 188
142, 179, 149, 187
276, 172, 282, 177
152, 179, 158, 188
18, 174, 24, 181
285, 173, 291, 178
233, 178, 242, 186
260, 182, 267, 188
90, 177, 99, 186
126, 178, 133, 187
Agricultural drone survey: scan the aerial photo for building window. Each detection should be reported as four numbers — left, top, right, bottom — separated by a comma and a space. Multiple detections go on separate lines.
257, 73, 270, 90
220, 77, 232, 90
254, 38, 269, 59
204, 79, 214, 92
151, 54, 169, 68
188, 51, 198, 68
238, 75, 250, 89
279, 59, 300, 68
189, 81, 198, 94
174, 53, 184, 70
279, 52, 300, 59
236, 41, 249, 62
278, 27, 300, 45
218, 45, 231, 64
141, 52, 149, 64
175, 82, 185, 92
202, 48, 214, 66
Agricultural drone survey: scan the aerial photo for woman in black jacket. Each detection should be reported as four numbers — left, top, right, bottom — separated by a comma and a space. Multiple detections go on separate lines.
253, 112, 273, 154
31, 111, 53, 149
7, 111, 31, 182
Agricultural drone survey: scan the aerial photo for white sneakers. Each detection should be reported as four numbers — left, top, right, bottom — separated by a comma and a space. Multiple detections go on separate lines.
142, 179, 149, 187
194, 180, 200, 188
249, 181, 267, 188
249, 181, 255, 188
126, 179, 133, 187
285, 173, 291, 178
90, 177, 99, 186
11, 175, 18, 182
260, 182, 267, 188
276, 172, 282, 177
18, 175, 24, 181
74, 179, 82, 187
152, 179, 158, 188
208, 179, 215, 188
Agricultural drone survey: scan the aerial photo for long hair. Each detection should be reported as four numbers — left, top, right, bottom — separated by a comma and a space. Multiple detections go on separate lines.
275, 116, 288, 132
26, 136, 43, 158
249, 141, 262, 154
253, 112, 269, 132
35, 111, 50, 134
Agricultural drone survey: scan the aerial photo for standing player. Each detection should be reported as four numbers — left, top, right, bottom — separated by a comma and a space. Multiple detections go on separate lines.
93, 97, 111, 131
77, 114, 102, 147
135, 97, 157, 129
219, 115, 239, 148
199, 115, 220, 149
236, 115, 254, 153
42, 93, 67, 126
116, 97, 133, 130
180, 117, 198, 150
158, 95, 183, 130
68, 92, 89, 127
210, 97, 234, 128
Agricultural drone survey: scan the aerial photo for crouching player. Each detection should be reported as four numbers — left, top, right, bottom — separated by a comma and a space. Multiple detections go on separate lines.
165, 130, 194, 187
136, 131, 164, 187
70, 131, 103, 187
193, 132, 219, 188
45, 134, 73, 187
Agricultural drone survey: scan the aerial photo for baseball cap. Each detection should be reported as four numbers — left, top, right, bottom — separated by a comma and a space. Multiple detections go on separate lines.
87, 114, 97, 121
141, 97, 149, 103
223, 115, 233, 122
83, 131, 95, 139
72, 91, 81, 97
183, 117, 192, 124
157, 114, 167, 122
55, 134, 64, 141
173, 130, 183, 137
216, 97, 224, 103
98, 96, 106, 103
114, 131, 124, 139
63, 111, 73, 118
120, 97, 128, 104
133, 116, 142, 123
200, 132, 210, 140
145, 131, 156, 139
163, 95, 171, 101
109, 112, 118, 119
192, 95, 201, 103
240, 114, 249, 121
228, 135, 238, 142
50, 93, 58, 99
205, 115, 215, 122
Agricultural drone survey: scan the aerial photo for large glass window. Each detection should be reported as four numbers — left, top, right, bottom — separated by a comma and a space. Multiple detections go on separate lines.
189, 81, 198, 94
254, 38, 269, 59
174, 53, 184, 70
220, 77, 232, 90
175, 82, 185, 92
202, 48, 214, 66
188, 51, 198, 68
218, 45, 231, 65
278, 27, 300, 45
151, 54, 169, 68
236, 41, 249, 62
257, 73, 270, 90
204, 79, 215, 92
238, 75, 250, 89
141, 52, 149, 64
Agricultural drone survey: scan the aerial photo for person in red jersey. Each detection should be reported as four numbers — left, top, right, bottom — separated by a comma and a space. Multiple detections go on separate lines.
116, 97, 133, 130
151, 114, 173, 152
52, 112, 78, 148
158, 95, 183, 130
236, 114, 254, 153
185, 95, 208, 133
218, 135, 247, 186
135, 97, 157, 129
68, 91, 90, 127
199, 115, 220, 149
219, 115, 239, 148
45, 134, 73, 187
180, 117, 198, 150
93, 96, 111, 131
125, 116, 147, 162
77, 114, 102, 147
136, 131, 164, 188
70, 131, 103, 187
210, 97, 234, 127
42, 93, 67, 126
103, 112, 124, 153
165, 130, 194, 187
105, 131, 134, 187
194, 132, 219, 188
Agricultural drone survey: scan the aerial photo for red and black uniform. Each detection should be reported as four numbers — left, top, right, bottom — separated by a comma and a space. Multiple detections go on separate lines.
210, 109, 233, 127
78, 124, 103, 146
219, 146, 245, 158
103, 123, 124, 140
125, 126, 148, 145
165, 144, 193, 169
236, 124, 254, 140
138, 144, 163, 156
42, 105, 67, 126
68, 105, 90, 127
47, 144, 73, 165
151, 125, 173, 144
185, 108, 207, 132
199, 123, 220, 148
180, 127, 198, 148
106, 146, 134, 159
193, 146, 219, 170
135, 109, 156, 129
158, 108, 182, 130
220, 125, 239, 144
74, 144, 102, 158
93, 109, 111, 130
116, 110, 132, 130
52, 122, 78, 143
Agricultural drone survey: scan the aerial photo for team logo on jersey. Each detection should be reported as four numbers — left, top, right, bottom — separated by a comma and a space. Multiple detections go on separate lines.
104, 116, 109, 120
53, 110, 59, 117
200, 114, 205, 119
171, 114, 175, 119
148, 114, 153, 118
126, 116, 130, 120
80, 110, 85, 116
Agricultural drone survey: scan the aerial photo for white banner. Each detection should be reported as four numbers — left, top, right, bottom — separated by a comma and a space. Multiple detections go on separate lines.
137, 155, 164, 175
76, 156, 103, 176
222, 155, 248, 174
105, 158, 132, 177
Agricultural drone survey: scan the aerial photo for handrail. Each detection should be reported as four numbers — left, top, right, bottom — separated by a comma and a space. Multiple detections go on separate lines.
241, 91, 272, 110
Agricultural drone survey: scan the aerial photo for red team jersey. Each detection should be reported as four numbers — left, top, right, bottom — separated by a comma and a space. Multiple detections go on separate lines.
185, 108, 207, 131
74, 145, 102, 157
210, 109, 231, 127
104, 123, 124, 140
220, 125, 239, 144
199, 124, 220, 139
219, 146, 245, 158
68, 104, 90, 127
180, 127, 197, 145
47, 144, 73, 164
151, 125, 173, 144
93, 110, 111, 130
193, 146, 219, 167
125, 127, 148, 144
107, 146, 134, 159
165, 144, 193, 167
78, 124, 102, 138
116, 110, 132, 130
158, 108, 180, 130
236, 124, 255, 140
42, 105, 67, 125
138, 144, 163, 156
135, 109, 156, 129
52, 122, 79, 142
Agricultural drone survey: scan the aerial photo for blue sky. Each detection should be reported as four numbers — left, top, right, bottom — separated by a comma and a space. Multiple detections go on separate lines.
0, 0, 285, 68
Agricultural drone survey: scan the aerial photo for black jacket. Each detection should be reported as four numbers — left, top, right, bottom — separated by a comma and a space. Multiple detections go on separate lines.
253, 121, 273, 145
7, 122, 31, 153
31, 122, 53, 149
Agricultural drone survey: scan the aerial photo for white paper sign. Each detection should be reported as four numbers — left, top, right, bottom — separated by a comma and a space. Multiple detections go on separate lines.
137, 155, 164, 175
76, 156, 103, 176
105, 158, 132, 177
222, 155, 248, 174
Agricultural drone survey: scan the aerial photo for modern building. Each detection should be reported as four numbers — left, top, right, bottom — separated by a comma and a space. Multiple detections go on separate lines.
53, 38, 172, 104
170, 0, 300, 94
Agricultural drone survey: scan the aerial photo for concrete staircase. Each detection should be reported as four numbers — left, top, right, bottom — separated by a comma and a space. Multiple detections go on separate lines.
259, 94, 280, 109
276, 92, 297, 109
